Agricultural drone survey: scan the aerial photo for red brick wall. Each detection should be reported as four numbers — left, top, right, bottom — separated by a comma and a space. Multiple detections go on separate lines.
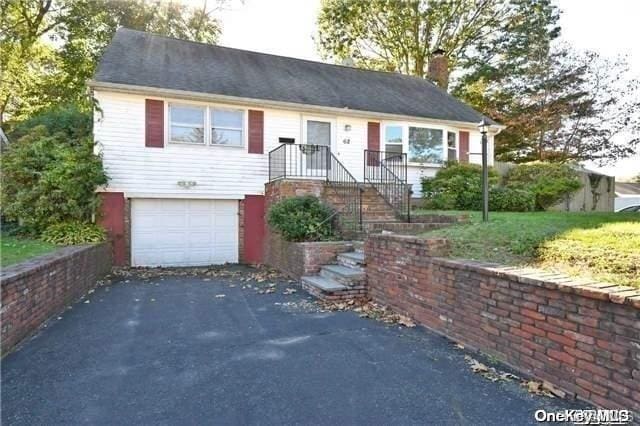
366, 234, 640, 413
1, 244, 112, 354
264, 232, 353, 279
263, 179, 358, 275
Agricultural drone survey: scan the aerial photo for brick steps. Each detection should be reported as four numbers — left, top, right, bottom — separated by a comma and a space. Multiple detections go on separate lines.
301, 244, 367, 301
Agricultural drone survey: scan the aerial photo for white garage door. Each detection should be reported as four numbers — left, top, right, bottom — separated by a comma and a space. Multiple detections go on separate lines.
131, 199, 238, 267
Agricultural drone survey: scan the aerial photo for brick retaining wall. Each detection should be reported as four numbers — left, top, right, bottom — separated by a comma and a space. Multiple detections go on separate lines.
1, 244, 112, 354
365, 234, 640, 413
264, 232, 353, 279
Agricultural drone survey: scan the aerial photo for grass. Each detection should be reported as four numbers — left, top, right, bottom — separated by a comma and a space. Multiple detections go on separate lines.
1, 234, 58, 267
416, 210, 640, 288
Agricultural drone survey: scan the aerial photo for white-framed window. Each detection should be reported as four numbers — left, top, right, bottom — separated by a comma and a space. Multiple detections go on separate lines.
408, 126, 444, 164
211, 108, 244, 146
384, 125, 403, 158
447, 131, 457, 162
169, 104, 205, 144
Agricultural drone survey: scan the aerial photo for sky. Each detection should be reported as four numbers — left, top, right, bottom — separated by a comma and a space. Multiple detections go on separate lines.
215, 0, 640, 180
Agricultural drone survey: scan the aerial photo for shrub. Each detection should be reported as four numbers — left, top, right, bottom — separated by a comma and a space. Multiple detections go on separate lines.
504, 162, 582, 210
42, 222, 106, 245
421, 162, 499, 210
1, 125, 108, 235
7, 103, 92, 142
267, 196, 335, 242
489, 187, 536, 212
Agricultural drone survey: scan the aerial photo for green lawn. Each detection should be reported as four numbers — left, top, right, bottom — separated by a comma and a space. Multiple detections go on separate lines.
1, 235, 58, 267
417, 210, 640, 287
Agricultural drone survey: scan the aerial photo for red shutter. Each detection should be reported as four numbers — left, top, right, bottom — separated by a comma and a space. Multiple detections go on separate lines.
248, 110, 264, 154
459, 131, 470, 163
145, 99, 164, 148
367, 122, 380, 166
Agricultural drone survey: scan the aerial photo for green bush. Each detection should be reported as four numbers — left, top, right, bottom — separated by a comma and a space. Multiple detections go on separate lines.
421, 162, 499, 210
489, 187, 535, 212
267, 196, 335, 242
504, 162, 582, 210
7, 103, 92, 142
1, 124, 108, 235
42, 221, 106, 245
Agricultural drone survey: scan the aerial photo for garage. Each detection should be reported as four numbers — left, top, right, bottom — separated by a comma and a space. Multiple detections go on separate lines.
131, 199, 238, 267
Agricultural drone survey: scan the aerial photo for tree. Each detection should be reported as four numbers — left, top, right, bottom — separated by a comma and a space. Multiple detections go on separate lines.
56, 0, 226, 99
465, 45, 640, 164
0, 0, 68, 125
453, 0, 640, 164
316, 0, 513, 84
317, 0, 640, 165
0, 0, 227, 127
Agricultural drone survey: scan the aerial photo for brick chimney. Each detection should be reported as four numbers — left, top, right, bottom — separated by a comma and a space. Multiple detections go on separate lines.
428, 49, 449, 90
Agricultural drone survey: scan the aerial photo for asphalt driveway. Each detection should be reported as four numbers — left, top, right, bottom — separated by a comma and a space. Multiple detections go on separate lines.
2, 266, 587, 425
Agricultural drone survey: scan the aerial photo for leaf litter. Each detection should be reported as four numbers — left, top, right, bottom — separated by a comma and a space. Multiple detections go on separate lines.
462, 353, 557, 398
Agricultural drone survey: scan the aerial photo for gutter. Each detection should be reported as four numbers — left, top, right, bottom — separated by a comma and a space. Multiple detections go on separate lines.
87, 80, 506, 134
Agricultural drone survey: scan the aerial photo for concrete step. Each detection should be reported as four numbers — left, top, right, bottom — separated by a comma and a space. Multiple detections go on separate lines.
353, 241, 364, 252
320, 264, 365, 286
301, 275, 347, 292
337, 251, 365, 267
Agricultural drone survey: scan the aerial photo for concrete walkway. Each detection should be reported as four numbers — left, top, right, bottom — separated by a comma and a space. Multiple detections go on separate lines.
1, 266, 587, 425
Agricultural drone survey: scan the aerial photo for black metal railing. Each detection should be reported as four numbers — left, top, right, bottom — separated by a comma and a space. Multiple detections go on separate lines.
364, 150, 410, 222
268, 143, 330, 181
268, 144, 362, 232
325, 152, 362, 233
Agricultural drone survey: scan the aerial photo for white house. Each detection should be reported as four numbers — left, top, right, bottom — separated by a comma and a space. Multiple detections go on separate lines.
90, 28, 501, 267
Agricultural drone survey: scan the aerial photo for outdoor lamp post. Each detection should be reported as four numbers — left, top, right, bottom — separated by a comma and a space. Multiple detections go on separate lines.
478, 118, 490, 222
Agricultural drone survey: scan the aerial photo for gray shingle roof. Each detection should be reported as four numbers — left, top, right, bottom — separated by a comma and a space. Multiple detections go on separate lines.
94, 28, 491, 124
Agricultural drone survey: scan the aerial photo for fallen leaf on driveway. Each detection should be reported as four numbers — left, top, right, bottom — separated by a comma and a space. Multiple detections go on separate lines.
283, 288, 297, 295
466, 356, 489, 373
464, 355, 520, 383
215, 294, 226, 298
526, 381, 541, 393
397, 315, 416, 327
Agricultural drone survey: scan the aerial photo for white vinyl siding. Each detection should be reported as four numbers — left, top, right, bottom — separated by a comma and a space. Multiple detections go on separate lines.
94, 90, 493, 199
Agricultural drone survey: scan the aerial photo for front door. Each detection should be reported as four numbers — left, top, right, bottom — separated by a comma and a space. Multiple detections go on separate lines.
304, 119, 332, 174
